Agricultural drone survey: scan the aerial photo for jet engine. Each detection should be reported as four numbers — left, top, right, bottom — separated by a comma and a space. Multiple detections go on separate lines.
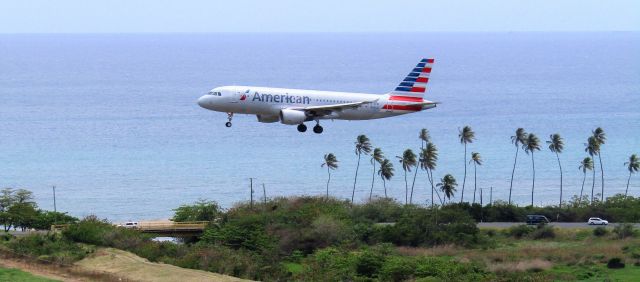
279, 109, 307, 125
256, 114, 279, 123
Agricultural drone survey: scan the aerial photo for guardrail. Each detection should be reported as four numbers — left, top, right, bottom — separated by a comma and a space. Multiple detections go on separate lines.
50, 221, 210, 233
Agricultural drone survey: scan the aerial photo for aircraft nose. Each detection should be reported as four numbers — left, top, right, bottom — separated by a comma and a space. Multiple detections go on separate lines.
197, 95, 209, 108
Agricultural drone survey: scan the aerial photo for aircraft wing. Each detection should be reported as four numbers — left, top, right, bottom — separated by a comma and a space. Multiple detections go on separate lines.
298, 99, 379, 113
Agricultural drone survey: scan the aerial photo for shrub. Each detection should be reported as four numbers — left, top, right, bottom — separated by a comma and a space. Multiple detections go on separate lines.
531, 225, 556, 240
62, 216, 113, 245
172, 199, 221, 222
506, 225, 535, 239
607, 257, 625, 269
593, 227, 609, 237
613, 223, 636, 239
379, 256, 416, 281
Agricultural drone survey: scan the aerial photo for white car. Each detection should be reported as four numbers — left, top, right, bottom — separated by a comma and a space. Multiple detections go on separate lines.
118, 221, 139, 229
587, 217, 608, 225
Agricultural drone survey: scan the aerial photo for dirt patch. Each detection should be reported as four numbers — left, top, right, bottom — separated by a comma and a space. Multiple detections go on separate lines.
75, 248, 252, 282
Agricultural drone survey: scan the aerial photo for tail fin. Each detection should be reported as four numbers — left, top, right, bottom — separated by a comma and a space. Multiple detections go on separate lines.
389, 58, 434, 99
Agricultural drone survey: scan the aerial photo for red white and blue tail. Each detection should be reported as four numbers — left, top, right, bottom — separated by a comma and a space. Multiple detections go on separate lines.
389, 58, 434, 99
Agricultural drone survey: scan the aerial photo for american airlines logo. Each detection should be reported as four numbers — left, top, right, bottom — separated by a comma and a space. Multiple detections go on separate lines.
251, 92, 311, 104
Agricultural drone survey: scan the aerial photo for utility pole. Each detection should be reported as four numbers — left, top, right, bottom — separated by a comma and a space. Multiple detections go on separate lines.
262, 183, 267, 206
480, 188, 483, 222
52, 185, 57, 212
249, 178, 254, 209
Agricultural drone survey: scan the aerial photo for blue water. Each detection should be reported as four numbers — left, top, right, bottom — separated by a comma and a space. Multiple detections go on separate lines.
1, 33, 639, 221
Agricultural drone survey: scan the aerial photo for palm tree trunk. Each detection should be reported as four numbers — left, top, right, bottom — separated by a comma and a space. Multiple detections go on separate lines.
579, 172, 586, 206
382, 178, 387, 198
370, 161, 376, 201
430, 169, 434, 209
556, 152, 563, 208
429, 169, 444, 205
326, 167, 331, 200
591, 168, 596, 204
461, 144, 467, 203
531, 152, 535, 207
404, 170, 408, 205
598, 154, 604, 202
352, 154, 361, 204
473, 162, 477, 204
626, 171, 631, 196
410, 166, 418, 204
509, 146, 519, 205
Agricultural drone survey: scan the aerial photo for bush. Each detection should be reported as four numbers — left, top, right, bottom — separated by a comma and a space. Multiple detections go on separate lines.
613, 223, 636, 239
531, 225, 556, 240
172, 199, 221, 222
506, 225, 535, 239
593, 227, 609, 237
7, 233, 91, 264
62, 216, 113, 245
607, 257, 625, 269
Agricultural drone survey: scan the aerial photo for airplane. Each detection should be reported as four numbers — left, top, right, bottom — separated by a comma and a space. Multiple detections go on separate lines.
197, 58, 438, 134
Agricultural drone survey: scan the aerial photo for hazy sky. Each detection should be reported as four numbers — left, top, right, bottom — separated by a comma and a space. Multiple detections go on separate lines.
2, 0, 639, 33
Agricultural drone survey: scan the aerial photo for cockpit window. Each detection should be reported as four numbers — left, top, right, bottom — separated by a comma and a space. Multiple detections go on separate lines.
208, 91, 222, 96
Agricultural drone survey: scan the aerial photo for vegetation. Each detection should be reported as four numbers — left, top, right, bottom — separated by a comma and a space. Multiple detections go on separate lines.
509, 128, 528, 205
547, 133, 565, 208
321, 153, 339, 199
3, 196, 640, 281
0, 188, 77, 232
458, 125, 475, 203
397, 149, 417, 205
352, 135, 372, 204
625, 154, 639, 196
523, 132, 541, 206
0, 268, 59, 282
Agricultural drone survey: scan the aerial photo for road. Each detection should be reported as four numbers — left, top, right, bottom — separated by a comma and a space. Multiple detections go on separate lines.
478, 222, 640, 229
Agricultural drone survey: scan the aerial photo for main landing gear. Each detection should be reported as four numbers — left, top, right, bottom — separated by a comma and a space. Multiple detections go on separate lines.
297, 121, 323, 134
225, 112, 233, 127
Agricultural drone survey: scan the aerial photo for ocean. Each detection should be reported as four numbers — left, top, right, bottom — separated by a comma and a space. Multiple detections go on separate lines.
1, 32, 639, 221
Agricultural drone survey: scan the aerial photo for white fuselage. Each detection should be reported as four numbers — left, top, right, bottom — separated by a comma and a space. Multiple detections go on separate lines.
197, 86, 434, 123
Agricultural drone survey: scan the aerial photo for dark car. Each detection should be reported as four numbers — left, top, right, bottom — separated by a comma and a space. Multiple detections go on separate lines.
526, 215, 550, 225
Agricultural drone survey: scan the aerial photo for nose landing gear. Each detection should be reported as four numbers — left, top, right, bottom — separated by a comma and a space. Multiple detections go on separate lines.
225, 112, 234, 127
297, 124, 307, 132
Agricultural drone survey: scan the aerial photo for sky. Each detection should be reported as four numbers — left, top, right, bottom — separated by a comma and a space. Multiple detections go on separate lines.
1, 0, 639, 33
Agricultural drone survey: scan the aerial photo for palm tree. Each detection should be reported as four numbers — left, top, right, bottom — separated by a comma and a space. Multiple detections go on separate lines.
419, 128, 431, 149
509, 128, 527, 205
321, 153, 338, 199
470, 152, 482, 204
370, 148, 384, 201
547, 133, 565, 208
523, 133, 541, 206
378, 158, 394, 198
625, 154, 639, 196
397, 149, 417, 205
410, 129, 431, 204
579, 157, 594, 206
585, 136, 600, 204
458, 126, 475, 203
352, 135, 372, 204
437, 174, 458, 204
420, 143, 441, 207
592, 127, 606, 201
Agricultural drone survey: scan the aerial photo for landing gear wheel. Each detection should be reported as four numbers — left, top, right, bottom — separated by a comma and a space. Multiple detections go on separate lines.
297, 124, 307, 132
225, 112, 234, 128
313, 125, 323, 134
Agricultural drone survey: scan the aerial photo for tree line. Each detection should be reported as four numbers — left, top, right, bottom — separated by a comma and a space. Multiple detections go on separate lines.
0, 188, 77, 232
322, 127, 639, 207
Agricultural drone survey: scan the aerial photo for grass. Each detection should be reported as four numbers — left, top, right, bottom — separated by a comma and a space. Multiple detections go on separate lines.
0, 267, 60, 282
396, 227, 640, 281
